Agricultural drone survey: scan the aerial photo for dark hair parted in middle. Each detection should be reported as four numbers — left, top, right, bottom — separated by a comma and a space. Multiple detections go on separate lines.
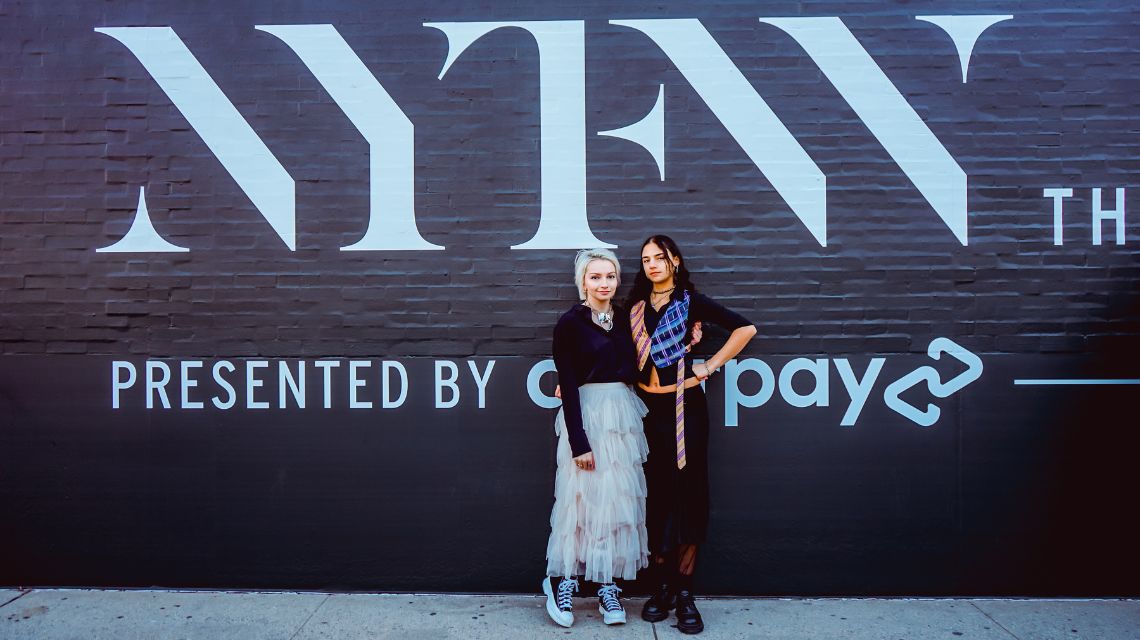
626, 234, 698, 308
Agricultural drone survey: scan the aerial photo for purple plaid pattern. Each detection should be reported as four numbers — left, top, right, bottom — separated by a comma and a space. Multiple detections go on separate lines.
649, 293, 690, 369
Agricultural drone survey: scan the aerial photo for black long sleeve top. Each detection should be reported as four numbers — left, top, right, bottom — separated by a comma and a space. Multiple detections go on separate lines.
636, 291, 752, 386
552, 303, 638, 457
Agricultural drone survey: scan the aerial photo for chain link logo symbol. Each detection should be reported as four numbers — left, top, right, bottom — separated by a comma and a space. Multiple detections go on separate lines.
883, 338, 983, 426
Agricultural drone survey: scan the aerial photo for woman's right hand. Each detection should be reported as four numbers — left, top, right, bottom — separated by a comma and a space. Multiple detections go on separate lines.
573, 451, 595, 471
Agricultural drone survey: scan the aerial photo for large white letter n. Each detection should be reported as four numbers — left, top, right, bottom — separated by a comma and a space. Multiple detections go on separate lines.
96, 27, 296, 249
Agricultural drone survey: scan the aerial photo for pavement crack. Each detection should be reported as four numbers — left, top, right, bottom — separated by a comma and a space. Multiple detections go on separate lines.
0, 590, 32, 609
969, 602, 1022, 640
288, 593, 330, 640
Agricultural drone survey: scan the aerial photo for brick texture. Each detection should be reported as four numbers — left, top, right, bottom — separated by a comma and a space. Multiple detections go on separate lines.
0, 1, 1136, 359
2, 1, 1139, 595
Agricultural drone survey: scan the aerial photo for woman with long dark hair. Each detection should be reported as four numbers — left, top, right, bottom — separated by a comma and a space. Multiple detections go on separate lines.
627, 235, 756, 635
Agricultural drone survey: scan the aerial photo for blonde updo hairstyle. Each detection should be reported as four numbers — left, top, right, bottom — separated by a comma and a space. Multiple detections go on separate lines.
573, 248, 621, 301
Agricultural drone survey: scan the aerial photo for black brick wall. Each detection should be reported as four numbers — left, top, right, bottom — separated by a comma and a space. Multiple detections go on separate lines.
1, 0, 1138, 594
0, 0, 1135, 358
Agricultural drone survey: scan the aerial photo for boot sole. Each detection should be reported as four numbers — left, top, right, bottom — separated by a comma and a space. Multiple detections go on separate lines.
677, 620, 704, 634
641, 609, 670, 623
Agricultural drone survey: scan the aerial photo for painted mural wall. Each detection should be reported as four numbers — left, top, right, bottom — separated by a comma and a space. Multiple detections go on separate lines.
1, 0, 1137, 594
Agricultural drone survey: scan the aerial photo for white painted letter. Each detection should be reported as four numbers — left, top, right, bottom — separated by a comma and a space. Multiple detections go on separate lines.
760, 17, 968, 245
916, 15, 1013, 83
246, 360, 269, 409
427, 20, 611, 249
212, 361, 236, 410
598, 84, 666, 180
256, 25, 441, 251
527, 359, 561, 409
724, 358, 776, 427
834, 358, 885, 426
778, 358, 830, 408
1044, 187, 1073, 245
180, 360, 204, 409
382, 361, 408, 409
279, 360, 305, 409
349, 360, 373, 409
467, 360, 496, 409
435, 360, 460, 409
314, 360, 341, 409
112, 361, 136, 409
1093, 187, 1126, 246
94, 27, 295, 249
146, 361, 172, 409
611, 19, 826, 245
97, 186, 188, 253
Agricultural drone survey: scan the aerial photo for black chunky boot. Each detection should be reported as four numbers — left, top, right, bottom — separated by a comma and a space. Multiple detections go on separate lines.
640, 580, 675, 622
674, 589, 704, 634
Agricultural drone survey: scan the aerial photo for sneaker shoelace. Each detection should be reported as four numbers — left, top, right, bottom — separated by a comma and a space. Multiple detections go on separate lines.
556, 578, 578, 611
598, 583, 623, 612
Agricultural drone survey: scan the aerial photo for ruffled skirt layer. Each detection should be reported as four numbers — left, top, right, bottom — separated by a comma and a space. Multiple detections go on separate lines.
545, 382, 650, 583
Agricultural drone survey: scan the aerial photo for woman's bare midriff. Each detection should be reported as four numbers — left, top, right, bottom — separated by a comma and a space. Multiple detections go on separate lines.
637, 366, 702, 394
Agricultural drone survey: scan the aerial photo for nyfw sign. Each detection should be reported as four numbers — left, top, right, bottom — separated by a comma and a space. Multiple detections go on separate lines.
95, 16, 1014, 254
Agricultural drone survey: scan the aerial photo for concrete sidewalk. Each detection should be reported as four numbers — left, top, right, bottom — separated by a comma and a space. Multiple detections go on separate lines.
1, 588, 1137, 640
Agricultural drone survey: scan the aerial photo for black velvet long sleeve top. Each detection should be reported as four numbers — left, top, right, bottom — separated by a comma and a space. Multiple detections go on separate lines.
636, 291, 752, 386
552, 304, 638, 457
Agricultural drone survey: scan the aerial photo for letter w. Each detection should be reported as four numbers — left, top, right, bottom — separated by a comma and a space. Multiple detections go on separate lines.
761, 17, 967, 245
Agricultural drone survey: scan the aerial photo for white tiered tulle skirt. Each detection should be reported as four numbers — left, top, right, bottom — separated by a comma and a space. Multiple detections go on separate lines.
545, 382, 650, 583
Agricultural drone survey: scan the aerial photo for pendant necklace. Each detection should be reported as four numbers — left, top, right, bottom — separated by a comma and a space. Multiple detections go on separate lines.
588, 303, 614, 331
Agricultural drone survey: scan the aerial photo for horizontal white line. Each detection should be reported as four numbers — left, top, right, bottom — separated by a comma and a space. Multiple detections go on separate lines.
1014, 379, 1140, 385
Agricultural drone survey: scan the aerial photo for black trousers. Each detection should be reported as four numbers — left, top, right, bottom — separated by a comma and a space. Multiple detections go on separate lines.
638, 386, 710, 555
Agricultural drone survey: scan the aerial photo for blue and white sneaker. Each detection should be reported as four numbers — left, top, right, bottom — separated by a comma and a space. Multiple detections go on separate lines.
597, 583, 626, 625
543, 576, 578, 627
